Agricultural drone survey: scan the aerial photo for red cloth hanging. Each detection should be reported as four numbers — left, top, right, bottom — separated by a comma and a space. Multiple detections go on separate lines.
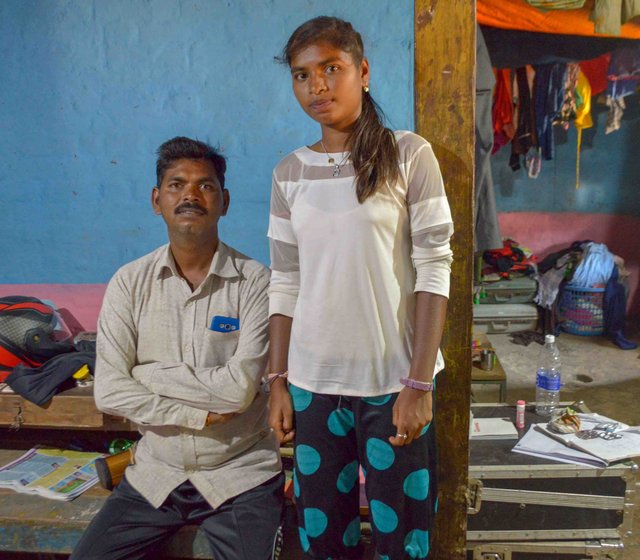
492, 69, 516, 154
579, 53, 611, 95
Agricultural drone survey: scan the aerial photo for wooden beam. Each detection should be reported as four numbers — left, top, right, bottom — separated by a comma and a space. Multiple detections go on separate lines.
415, 1, 475, 558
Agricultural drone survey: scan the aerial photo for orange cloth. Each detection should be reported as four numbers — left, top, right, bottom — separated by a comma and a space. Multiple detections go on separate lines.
478, 0, 640, 39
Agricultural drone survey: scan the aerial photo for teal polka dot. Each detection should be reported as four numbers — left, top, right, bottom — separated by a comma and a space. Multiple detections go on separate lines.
403, 469, 430, 501
362, 394, 392, 406
289, 385, 313, 411
296, 444, 321, 475
327, 408, 355, 436
370, 500, 398, 534
420, 422, 431, 436
404, 529, 430, 558
337, 461, 359, 494
304, 508, 328, 538
342, 516, 361, 547
298, 526, 310, 552
366, 438, 395, 471
435, 497, 439, 513
379, 556, 390, 560
293, 468, 300, 498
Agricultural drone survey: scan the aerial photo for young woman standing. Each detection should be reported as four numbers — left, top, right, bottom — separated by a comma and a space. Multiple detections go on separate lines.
267, 16, 453, 559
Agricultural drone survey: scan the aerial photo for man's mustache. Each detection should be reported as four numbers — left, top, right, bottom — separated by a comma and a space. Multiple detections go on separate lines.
175, 202, 207, 215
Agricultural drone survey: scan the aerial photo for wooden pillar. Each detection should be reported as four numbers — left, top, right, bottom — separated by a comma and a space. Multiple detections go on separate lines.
415, 1, 475, 558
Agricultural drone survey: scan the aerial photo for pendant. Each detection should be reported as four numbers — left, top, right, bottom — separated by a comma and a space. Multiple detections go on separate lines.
333, 165, 341, 177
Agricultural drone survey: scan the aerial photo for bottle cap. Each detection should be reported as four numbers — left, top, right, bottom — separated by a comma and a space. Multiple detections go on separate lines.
517, 400, 525, 405
545, 334, 555, 344
72, 364, 91, 380
108, 438, 134, 455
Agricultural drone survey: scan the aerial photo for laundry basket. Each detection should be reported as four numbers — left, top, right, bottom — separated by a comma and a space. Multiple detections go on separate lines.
558, 286, 605, 336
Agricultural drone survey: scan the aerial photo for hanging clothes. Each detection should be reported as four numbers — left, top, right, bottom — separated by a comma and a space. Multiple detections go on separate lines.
579, 53, 611, 96
492, 69, 515, 154
534, 63, 568, 161
475, 25, 503, 252
559, 63, 580, 130
605, 44, 640, 133
573, 68, 594, 188
510, 66, 538, 171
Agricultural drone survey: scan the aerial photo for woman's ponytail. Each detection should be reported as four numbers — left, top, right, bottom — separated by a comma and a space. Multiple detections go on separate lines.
349, 91, 398, 203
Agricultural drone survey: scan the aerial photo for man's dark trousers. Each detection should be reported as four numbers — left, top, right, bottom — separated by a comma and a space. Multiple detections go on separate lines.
70, 472, 284, 560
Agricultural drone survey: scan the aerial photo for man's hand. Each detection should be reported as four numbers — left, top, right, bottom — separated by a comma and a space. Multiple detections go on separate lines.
389, 387, 433, 447
205, 411, 237, 426
268, 379, 295, 444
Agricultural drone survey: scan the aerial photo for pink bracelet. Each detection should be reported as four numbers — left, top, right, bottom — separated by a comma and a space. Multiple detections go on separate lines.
267, 371, 288, 384
400, 377, 434, 392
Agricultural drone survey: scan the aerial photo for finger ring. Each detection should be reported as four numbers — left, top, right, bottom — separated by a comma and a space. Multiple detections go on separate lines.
396, 433, 408, 439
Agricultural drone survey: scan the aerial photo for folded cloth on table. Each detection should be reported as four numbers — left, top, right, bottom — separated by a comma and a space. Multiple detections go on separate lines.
6, 344, 96, 406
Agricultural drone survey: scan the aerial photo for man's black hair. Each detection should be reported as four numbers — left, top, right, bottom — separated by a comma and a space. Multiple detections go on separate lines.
156, 136, 226, 189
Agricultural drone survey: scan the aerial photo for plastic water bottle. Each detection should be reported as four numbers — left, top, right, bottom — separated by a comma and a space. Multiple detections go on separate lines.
535, 334, 562, 416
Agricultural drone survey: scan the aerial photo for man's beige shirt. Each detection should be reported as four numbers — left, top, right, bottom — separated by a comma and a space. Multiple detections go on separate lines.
94, 241, 281, 508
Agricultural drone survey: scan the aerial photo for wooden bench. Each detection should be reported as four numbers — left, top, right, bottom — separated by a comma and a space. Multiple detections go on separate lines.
0, 389, 217, 559
0, 455, 215, 558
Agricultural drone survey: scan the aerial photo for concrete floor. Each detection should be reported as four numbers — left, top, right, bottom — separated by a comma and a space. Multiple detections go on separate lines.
474, 322, 640, 559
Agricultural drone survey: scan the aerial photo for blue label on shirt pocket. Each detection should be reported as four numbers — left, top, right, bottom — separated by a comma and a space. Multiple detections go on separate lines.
210, 315, 240, 333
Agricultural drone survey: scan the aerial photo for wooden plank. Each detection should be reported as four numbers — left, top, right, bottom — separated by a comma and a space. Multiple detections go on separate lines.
0, 387, 134, 431
415, 1, 475, 558
20, 395, 105, 428
0, 396, 22, 426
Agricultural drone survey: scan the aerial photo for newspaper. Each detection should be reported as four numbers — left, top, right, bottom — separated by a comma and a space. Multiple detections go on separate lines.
0, 447, 104, 501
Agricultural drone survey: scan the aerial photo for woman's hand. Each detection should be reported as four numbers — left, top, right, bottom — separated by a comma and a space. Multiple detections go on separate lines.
268, 379, 295, 444
389, 387, 433, 447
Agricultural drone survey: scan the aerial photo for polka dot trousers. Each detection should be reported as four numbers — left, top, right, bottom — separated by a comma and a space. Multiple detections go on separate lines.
289, 385, 438, 559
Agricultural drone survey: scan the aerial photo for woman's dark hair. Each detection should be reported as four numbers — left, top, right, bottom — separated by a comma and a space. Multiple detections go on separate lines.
280, 16, 398, 203
156, 136, 226, 189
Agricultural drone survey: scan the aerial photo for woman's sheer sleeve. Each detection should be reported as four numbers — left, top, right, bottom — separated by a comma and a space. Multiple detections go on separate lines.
268, 171, 299, 318
405, 140, 454, 298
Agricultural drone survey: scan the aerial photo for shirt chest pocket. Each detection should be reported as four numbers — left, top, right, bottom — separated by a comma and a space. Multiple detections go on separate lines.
198, 328, 241, 367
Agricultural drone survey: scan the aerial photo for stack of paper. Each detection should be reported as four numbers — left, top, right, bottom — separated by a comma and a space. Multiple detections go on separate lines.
470, 417, 519, 440
0, 447, 104, 501
513, 413, 640, 468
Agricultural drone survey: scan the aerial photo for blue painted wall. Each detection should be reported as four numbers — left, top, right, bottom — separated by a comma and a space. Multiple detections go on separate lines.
492, 99, 640, 216
0, 0, 414, 283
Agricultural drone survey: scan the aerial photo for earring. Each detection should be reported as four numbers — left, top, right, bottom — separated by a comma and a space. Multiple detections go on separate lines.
363, 85, 370, 93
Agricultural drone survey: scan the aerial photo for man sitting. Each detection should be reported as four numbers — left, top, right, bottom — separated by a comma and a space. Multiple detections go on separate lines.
71, 136, 282, 560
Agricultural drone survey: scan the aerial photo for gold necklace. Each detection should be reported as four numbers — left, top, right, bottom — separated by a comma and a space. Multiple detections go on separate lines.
320, 140, 350, 177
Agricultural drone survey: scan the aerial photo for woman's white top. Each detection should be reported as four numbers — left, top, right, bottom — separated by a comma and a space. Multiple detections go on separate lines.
268, 131, 454, 396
